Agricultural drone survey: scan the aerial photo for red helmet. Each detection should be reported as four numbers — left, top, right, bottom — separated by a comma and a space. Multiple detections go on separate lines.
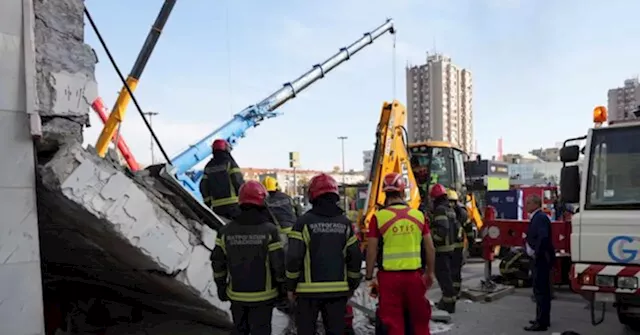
430, 183, 447, 199
212, 139, 229, 151
308, 173, 339, 201
382, 172, 406, 192
238, 180, 267, 206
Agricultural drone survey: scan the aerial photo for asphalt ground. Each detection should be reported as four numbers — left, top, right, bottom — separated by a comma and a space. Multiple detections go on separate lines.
271, 260, 639, 335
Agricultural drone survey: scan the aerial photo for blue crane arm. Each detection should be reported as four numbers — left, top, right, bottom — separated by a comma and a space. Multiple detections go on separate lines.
167, 18, 396, 201
171, 18, 395, 174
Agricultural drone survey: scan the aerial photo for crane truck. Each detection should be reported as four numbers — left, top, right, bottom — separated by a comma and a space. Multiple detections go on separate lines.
164, 19, 396, 203
118, 19, 397, 232
560, 106, 640, 330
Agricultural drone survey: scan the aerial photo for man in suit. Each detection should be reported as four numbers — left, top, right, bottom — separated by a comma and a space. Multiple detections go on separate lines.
524, 194, 555, 331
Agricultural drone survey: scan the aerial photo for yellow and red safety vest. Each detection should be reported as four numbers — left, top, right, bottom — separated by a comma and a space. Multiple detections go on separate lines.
374, 204, 425, 271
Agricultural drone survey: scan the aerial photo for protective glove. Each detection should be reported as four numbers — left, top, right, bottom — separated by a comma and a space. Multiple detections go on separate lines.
217, 286, 229, 302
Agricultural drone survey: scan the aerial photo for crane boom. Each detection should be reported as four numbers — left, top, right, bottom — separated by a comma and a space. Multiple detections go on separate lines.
169, 18, 396, 200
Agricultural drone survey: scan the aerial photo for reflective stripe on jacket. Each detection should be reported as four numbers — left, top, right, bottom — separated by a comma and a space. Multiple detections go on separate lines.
375, 204, 425, 271
431, 203, 459, 253
210, 209, 285, 303
285, 209, 362, 297
200, 159, 244, 208
453, 203, 472, 248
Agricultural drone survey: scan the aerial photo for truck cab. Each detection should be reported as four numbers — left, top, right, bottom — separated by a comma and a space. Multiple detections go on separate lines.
560, 106, 640, 329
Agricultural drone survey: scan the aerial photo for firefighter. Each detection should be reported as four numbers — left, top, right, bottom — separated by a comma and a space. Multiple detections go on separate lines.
262, 176, 299, 314
498, 247, 533, 288
286, 173, 362, 335
262, 176, 299, 249
430, 183, 459, 313
447, 189, 474, 298
365, 172, 436, 335
211, 180, 285, 335
199, 139, 245, 220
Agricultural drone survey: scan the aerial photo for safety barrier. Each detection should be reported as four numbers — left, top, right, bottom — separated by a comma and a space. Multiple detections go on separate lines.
481, 206, 572, 285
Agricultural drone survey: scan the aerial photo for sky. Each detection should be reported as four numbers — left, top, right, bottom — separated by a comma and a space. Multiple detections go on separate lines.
82, 0, 640, 172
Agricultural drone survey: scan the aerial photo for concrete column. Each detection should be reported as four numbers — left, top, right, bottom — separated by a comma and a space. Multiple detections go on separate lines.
0, 1, 45, 334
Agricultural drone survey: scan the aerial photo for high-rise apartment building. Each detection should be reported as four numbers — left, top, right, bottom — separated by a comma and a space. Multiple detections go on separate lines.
607, 78, 640, 122
406, 54, 474, 153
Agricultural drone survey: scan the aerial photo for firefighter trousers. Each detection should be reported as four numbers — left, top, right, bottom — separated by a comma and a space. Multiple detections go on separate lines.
451, 247, 464, 297
296, 296, 348, 335
435, 251, 456, 313
230, 302, 273, 335
377, 270, 431, 335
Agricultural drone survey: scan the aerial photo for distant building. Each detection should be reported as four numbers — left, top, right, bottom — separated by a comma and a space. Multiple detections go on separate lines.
529, 147, 560, 162
608, 77, 640, 122
362, 150, 374, 178
508, 161, 563, 184
240, 167, 366, 196
406, 53, 473, 153
501, 153, 542, 164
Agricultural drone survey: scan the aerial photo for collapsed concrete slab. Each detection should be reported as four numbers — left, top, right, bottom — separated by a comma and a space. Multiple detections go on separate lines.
37, 142, 233, 330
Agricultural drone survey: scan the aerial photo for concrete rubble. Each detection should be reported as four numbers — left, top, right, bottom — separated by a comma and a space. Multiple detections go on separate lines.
37, 143, 232, 328
33, 0, 234, 332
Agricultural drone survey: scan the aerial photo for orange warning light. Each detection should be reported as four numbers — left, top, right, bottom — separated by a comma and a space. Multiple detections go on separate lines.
593, 106, 607, 123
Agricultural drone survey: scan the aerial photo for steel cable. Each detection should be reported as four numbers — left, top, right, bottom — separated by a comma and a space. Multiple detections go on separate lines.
84, 7, 171, 163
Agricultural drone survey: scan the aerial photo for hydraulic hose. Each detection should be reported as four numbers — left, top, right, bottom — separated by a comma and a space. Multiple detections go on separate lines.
84, 7, 170, 163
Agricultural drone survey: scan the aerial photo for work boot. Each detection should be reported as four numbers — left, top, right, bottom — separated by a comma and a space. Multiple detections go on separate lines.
436, 300, 456, 314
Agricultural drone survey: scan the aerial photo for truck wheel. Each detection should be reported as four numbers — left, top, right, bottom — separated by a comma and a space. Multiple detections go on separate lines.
617, 307, 640, 331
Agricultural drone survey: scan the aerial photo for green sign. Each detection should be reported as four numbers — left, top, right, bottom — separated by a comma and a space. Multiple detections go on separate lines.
487, 176, 510, 191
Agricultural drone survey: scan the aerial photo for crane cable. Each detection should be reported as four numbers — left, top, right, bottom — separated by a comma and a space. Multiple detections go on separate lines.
224, 0, 234, 117
392, 33, 397, 100
84, 7, 171, 163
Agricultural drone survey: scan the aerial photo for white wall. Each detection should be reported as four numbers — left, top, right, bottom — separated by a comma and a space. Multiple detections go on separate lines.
0, 1, 45, 334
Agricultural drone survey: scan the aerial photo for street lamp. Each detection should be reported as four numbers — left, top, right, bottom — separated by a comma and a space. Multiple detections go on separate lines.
143, 111, 159, 163
337, 136, 348, 210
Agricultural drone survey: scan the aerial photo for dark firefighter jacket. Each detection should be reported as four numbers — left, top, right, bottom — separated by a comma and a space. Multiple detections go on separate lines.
431, 199, 460, 253
211, 207, 285, 304
265, 190, 298, 233
285, 197, 362, 297
452, 203, 474, 248
200, 150, 245, 210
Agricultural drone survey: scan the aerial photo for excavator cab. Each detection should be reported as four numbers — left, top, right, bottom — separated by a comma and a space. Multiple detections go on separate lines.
408, 141, 467, 208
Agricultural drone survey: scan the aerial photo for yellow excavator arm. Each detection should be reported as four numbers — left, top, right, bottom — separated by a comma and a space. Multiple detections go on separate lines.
357, 100, 482, 250
358, 100, 420, 248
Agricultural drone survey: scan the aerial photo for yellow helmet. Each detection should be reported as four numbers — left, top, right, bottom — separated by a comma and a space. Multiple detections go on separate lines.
262, 176, 278, 192
447, 189, 459, 201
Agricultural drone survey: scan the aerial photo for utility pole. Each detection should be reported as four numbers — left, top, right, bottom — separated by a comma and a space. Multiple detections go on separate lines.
337, 136, 348, 210
143, 111, 159, 164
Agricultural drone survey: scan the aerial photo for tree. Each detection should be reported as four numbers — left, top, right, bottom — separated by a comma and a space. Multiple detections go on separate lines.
345, 187, 357, 200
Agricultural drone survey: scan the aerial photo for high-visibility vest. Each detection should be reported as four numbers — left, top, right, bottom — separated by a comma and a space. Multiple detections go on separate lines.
375, 205, 424, 271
